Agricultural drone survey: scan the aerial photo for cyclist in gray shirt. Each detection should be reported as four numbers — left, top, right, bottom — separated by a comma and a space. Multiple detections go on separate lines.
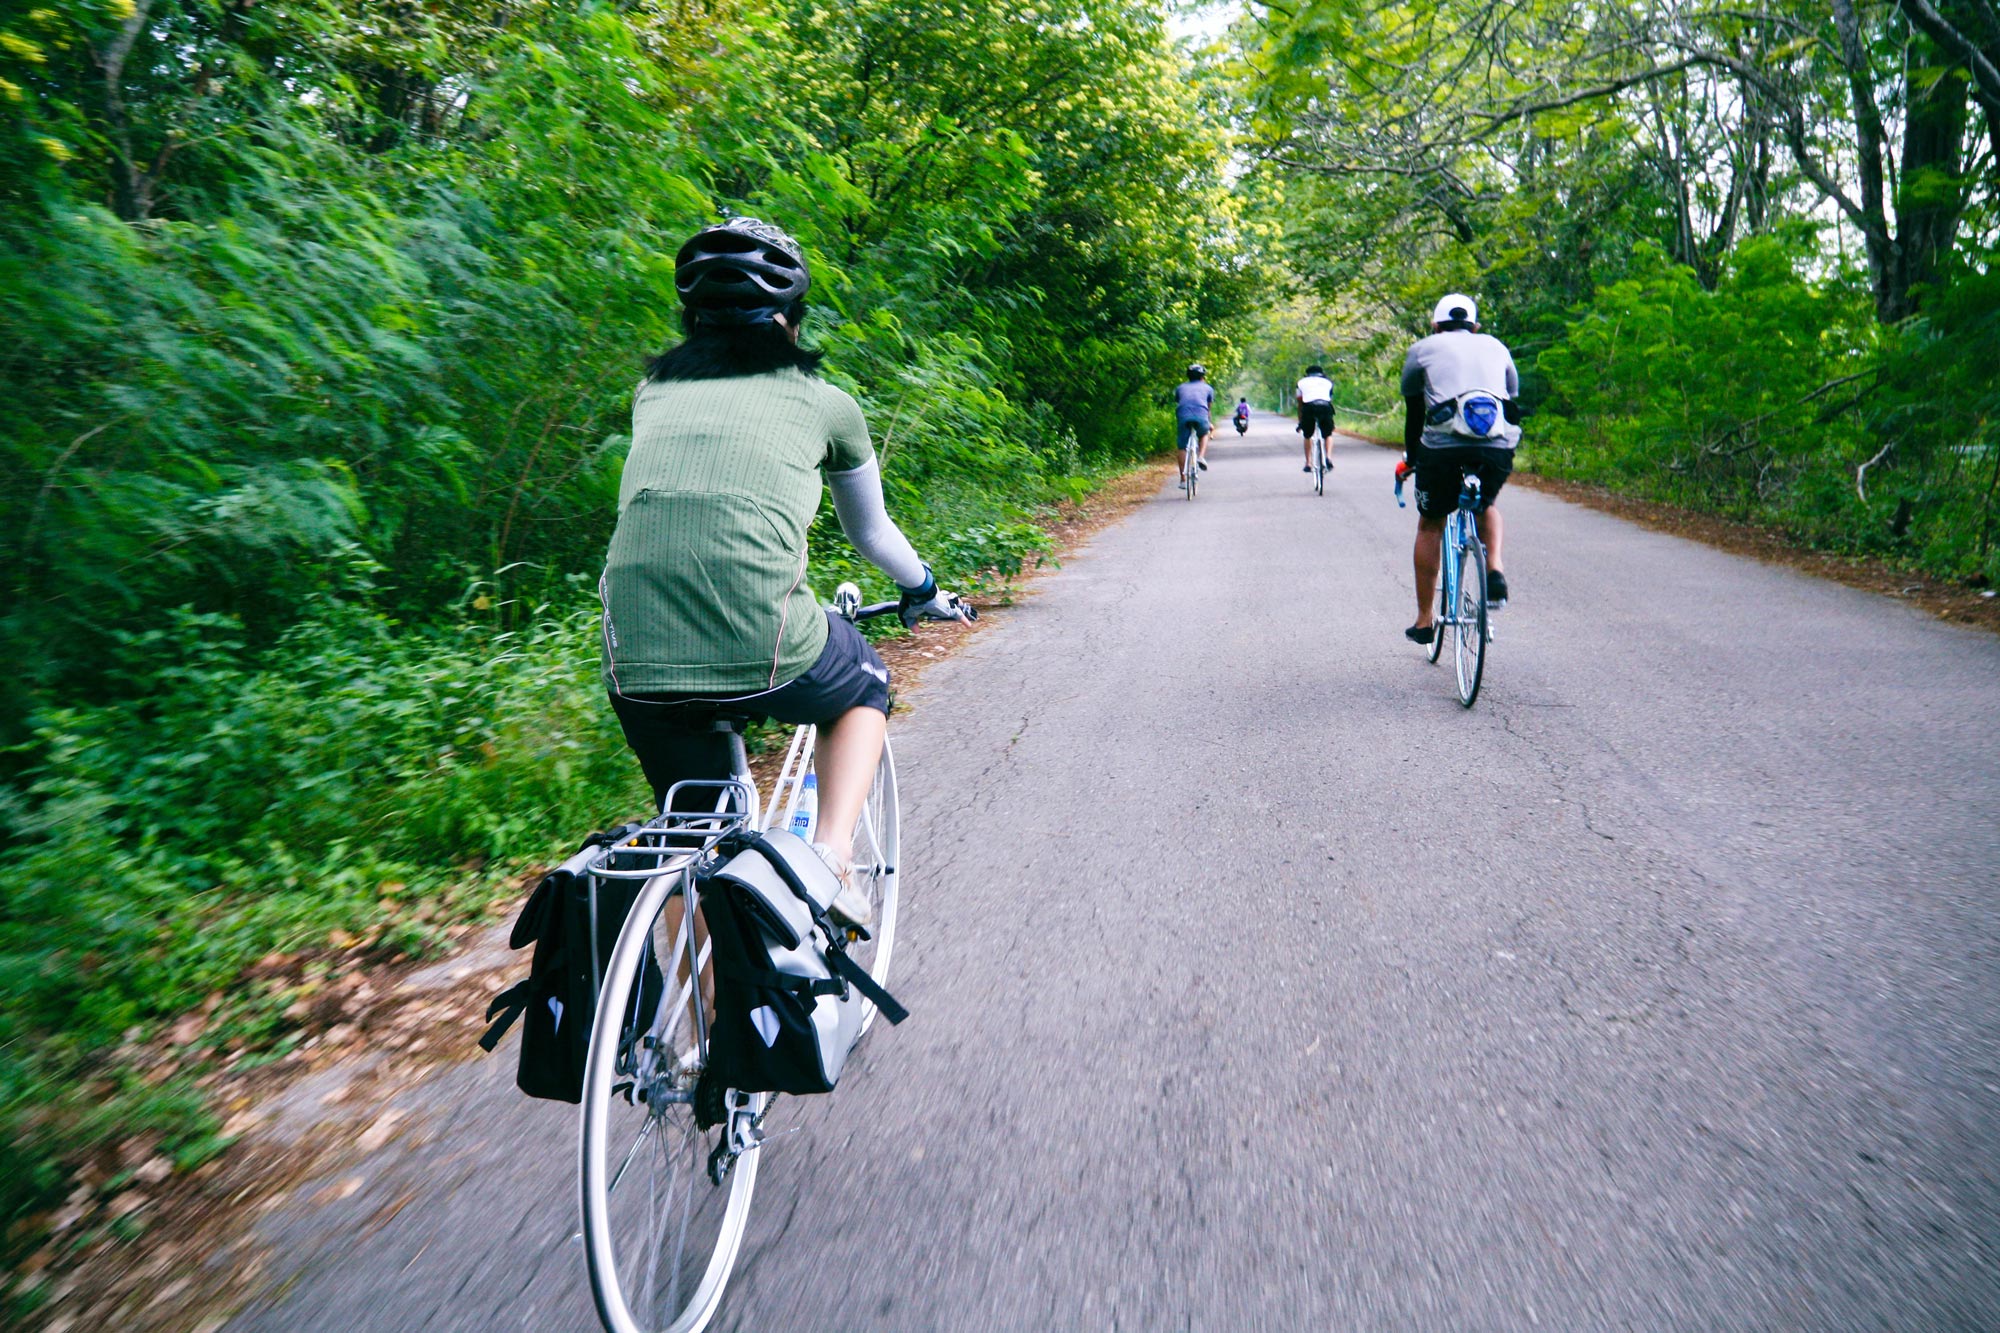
1399, 293, 1519, 642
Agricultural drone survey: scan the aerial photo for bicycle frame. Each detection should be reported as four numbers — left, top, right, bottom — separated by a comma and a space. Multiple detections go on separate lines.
1437, 477, 1481, 628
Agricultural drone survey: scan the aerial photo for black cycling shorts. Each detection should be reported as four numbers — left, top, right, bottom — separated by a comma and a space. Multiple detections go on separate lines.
1297, 401, 1334, 439
609, 610, 891, 811
1412, 443, 1513, 519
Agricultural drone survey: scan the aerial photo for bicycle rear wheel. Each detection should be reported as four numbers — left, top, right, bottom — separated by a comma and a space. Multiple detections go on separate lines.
581, 876, 758, 1333
1314, 440, 1325, 495
1454, 538, 1488, 706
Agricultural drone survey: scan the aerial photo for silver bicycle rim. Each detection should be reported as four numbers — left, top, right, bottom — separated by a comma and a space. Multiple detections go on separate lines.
580, 873, 760, 1333
1455, 540, 1487, 706
845, 739, 901, 1037
1427, 532, 1448, 665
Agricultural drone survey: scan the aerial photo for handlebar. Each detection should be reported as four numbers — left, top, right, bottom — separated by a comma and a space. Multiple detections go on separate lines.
832, 581, 977, 624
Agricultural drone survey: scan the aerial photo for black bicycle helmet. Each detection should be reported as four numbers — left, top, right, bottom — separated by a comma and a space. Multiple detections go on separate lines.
1306, 364, 1325, 376
1187, 363, 1206, 379
674, 217, 810, 325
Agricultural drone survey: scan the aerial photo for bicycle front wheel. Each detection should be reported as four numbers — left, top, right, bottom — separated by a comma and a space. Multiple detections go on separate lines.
580, 876, 758, 1333
1455, 539, 1488, 706
839, 738, 901, 1036
1427, 547, 1448, 664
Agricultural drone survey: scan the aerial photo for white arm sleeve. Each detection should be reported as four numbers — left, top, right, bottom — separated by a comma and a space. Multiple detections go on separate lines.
828, 458, 927, 589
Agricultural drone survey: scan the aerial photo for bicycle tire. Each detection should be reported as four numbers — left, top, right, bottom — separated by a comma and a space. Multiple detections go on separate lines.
1426, 529, 1448, 665
1314, 440, 1325, 495
842, 739, 900, 1037
1455, 538, 1488, 706
580, 873, 759, 1333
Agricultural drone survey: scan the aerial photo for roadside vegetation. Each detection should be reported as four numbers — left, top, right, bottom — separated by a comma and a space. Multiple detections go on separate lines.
1232, 0, 2000, 584
0, 0, 1261, 1292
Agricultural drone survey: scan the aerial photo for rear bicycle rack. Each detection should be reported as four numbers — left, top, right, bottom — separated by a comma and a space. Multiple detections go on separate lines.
580, 779, 755, 1040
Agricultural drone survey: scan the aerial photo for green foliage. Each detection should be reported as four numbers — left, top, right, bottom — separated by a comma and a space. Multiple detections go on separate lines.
0, 585, 651, 1281
1529, 237, 2000, 580
1233, 0, 1999, 583
0, 0, 1256, 1277
1535, 237, 1872, 501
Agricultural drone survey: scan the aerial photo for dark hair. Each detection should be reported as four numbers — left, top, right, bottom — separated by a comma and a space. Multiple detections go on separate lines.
646, 301, 823, 381
1435, 319, 1477, 332
1306, 364, 1325, 375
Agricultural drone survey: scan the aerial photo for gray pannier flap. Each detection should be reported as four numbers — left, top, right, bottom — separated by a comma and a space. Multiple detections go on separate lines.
710, 844, 816, 949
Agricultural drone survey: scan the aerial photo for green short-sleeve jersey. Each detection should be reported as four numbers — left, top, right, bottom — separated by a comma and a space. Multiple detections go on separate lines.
600, 368, 873, 695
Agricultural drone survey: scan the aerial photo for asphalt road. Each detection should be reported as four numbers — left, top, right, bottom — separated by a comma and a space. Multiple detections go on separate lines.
228, 413, 2000, 1331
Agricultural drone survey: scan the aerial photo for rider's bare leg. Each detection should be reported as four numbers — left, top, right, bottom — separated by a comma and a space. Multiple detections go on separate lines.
1198, 429, 1212, 463
1476, 505, 1504, 573
812, 704, 886, 867
1413, 514, 1446, 627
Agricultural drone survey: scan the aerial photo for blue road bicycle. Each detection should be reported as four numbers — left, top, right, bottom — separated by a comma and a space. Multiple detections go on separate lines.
1397, 462, 1490, 707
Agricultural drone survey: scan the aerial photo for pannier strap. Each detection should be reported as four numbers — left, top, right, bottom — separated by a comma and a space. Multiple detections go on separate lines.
479, 980, 532, 1051
826, 949, 908, 1025
708, 830, 910, 1024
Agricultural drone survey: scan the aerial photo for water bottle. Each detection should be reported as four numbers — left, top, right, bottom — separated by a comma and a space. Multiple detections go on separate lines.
788, 772, 818, 842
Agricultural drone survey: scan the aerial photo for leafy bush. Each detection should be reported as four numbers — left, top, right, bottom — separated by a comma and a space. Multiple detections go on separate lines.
1532, 238, 1999, 581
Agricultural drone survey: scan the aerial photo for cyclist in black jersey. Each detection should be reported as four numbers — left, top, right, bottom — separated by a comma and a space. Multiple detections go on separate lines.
1295, 365, 1336, 471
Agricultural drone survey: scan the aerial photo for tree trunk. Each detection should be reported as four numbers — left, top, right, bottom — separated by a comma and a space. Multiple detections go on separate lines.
1830, 0, 1902, 321
1889, 34, 1972, 319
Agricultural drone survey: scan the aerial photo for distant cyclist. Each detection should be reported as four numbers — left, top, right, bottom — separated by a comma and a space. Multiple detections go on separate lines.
600, 217, 972, 922
1233, 397, 1251, 433
1174, 364, 1214, 486
1399, 293, 1520, 644
1295, 365, 1335, 472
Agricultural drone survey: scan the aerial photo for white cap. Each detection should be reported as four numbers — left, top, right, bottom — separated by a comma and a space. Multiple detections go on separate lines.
1432, 293, 1477, 325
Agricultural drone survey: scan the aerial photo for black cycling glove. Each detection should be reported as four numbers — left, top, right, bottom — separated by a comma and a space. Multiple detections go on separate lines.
897, 564, 975, 628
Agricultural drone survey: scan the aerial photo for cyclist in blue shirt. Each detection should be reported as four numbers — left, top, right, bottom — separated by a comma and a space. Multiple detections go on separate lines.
1174, 364, 1214, 486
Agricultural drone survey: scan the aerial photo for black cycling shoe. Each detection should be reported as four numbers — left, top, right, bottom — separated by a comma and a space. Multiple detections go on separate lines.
1197, 459, 1209, 471
1487, 570, 1509, 607
1404, 624, 1435, 645
1302, 465, 1312, 473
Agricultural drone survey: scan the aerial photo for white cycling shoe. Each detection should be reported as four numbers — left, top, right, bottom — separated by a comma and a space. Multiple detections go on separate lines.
811, 843, 875, 928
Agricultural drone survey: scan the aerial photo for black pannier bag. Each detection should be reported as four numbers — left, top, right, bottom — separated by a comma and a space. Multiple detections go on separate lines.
696, 828, 907, 1097
479, 825, 662, 1103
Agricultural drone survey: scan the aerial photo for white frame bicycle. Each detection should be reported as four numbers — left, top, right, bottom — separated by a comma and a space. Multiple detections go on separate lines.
576, 585, 902, 1333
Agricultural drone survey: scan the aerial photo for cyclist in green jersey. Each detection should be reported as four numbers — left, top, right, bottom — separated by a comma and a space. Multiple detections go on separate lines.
599, 217, 971, 922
